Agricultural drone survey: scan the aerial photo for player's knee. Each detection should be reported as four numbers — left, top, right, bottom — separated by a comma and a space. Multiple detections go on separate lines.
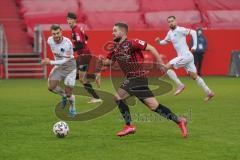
114, 96, 121, 102
191, 74, 198, 80
150, 106, 157, 111
146, 102, 158, 111
65, 87, 73, 98
66, 93, 72, 98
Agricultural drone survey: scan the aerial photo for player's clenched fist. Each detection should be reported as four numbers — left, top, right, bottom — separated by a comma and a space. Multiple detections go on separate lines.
41, 58, 51, 65
155, 37, 161, 44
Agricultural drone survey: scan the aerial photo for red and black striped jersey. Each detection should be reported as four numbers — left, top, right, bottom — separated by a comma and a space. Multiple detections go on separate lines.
71, 25, 90, 55
107, 39, 148, 78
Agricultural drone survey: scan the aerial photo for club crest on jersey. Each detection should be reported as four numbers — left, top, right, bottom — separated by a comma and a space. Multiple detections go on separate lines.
60, 48, 65, 52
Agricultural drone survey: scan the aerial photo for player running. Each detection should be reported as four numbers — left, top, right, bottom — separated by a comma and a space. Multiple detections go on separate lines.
155, 16, 214, 101
99, 22, 188, 138
66, 12, 102, 104
41, 24, 77, 117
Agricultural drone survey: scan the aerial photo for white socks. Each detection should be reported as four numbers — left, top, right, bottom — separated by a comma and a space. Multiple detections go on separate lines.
166, 69, 212, 95
68, 95, 75, 111
51, 86, 76, 112
167, 69, 184, 86
195, 76, 211, 94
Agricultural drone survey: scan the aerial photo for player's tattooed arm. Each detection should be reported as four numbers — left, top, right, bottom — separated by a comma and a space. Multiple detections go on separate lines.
95, 56, 113, 73
99, 57, 113, 66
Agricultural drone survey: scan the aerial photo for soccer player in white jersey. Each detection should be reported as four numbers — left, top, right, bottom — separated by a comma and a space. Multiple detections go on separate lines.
41, 24, 77, 116
155, 16, 214, 101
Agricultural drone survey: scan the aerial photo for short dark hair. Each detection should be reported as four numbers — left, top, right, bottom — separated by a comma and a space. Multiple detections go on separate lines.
50, 24, 61, 31
114, 22, 128, 33
67, 12, 77, 19
167, 16, 176, 20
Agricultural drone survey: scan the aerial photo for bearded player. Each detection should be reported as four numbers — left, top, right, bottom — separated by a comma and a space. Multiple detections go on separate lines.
99, 22, 188, 138
155, 16, 214, 101
41, 24, 77, 116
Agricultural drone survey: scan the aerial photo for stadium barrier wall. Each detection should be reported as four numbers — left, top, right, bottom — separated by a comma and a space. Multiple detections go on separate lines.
43, 29, 240, 77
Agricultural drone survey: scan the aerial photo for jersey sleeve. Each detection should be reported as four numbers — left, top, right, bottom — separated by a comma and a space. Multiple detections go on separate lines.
165, 32, 171, 41
132, 39, 147, 50
47, 37, 55, 51
160, 32, 171, 45
179, 27, 191, 36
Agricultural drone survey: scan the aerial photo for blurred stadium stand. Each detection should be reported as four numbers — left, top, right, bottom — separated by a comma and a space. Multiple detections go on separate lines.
144, 10, 202, 29
0, 0, 240, 78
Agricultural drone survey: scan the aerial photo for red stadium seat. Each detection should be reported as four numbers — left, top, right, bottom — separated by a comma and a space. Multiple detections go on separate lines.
85, 12, 147, 30
19, 0, 79, 16
23, 11, 85, 38
196, 0, 240, 10
79, 0, 139, 12
207, 10, 240, 29
140, 0, 197, 12
144, 10, 202, 29
39, 24, 88, 32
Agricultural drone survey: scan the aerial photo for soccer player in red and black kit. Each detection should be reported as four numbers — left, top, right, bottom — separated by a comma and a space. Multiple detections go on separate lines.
67, 12, 102, 103
99, 22, 188, 138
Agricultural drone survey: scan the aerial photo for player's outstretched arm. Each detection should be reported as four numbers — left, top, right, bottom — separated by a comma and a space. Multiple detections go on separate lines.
41, 57, 70, 65
155, 36, 170, 45
99, 57, 113, 66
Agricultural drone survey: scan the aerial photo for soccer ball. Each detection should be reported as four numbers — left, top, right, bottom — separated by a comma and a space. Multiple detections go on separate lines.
53, 121, 69, 138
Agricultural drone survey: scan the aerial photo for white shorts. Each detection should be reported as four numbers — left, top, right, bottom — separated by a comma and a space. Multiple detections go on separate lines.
169, 56, 197, 73
48, 66, 76, 87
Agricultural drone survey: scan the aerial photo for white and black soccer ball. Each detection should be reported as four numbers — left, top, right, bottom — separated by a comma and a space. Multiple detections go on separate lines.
53, 121, 69, 138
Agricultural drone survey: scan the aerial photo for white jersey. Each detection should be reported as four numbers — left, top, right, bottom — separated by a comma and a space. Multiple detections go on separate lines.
163, 26, 195, 57
47, 36, 75, 66
47, 36, 76, 86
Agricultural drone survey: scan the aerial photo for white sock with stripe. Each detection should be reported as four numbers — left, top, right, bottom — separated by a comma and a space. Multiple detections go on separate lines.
68, 95, 76, 111
167, 69, 183, 86
195, 76, 211, 94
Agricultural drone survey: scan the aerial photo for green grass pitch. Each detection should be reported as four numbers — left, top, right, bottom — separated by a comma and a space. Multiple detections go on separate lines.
0, 77, 239, 160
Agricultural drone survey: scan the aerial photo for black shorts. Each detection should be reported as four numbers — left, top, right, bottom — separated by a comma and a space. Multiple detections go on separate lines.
120, 77, 154, 99
76, 54, 92, 72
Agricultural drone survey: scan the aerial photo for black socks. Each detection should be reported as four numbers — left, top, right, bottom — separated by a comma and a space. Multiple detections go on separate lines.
116, 99, 179, 125
154, 104, 179, 124
116, 100, 131, 125
83, 83, 100, 99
